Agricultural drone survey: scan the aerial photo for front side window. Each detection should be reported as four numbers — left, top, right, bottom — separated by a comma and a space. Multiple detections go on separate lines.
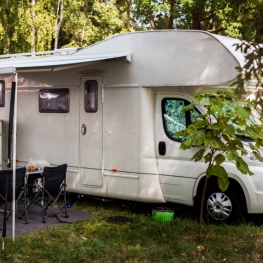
39, 89, 69, 113
85, 80, 98, 113
162, 98, 200, 142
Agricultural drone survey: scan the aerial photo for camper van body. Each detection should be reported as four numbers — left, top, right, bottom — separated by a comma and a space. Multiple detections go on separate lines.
0, 30, 262, 221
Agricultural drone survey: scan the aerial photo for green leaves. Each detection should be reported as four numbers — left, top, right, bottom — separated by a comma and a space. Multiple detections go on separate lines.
206, 164, 229, 192
236, 106, 251, 120
179, 125, 206, 149
212, 165, 229, 192
236, 157, 253, 175
180, 90, 263, 193
191, 149, 206, 162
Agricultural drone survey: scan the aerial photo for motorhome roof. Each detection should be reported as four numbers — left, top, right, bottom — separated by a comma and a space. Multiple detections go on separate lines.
0, 30, 244, 86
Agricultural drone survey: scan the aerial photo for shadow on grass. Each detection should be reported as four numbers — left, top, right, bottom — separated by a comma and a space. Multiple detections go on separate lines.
73, 195, 263, 227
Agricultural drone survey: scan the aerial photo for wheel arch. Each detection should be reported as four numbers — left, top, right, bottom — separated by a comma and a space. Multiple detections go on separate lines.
193, 174, 248, 213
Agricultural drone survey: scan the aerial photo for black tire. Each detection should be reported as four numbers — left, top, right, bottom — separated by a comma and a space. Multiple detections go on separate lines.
204, 185, 242, 223
27, 173, 43, 193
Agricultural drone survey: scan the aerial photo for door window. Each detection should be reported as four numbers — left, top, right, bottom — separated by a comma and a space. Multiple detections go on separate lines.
0, 81, 5, 107
85, 80, 98, 113
162, 98, 200, 142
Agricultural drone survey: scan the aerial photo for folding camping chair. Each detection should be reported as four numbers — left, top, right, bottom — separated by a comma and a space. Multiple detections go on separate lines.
26, 164, 68, 223
0, 167, 27, 223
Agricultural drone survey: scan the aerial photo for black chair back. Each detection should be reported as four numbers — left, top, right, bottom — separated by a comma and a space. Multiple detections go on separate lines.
0, 167, 26, 202
43, 164, 67, 196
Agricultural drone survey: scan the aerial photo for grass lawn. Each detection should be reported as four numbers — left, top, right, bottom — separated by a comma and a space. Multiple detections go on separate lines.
0, 197, 263, 263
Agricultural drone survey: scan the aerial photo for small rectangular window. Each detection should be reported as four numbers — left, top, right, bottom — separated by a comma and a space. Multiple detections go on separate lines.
39, 89, 69, 113
85, 80, 98, 113
0, 81, 5, 107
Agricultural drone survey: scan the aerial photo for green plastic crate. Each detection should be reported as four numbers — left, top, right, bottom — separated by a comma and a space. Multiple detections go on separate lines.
152, 207, 174, 222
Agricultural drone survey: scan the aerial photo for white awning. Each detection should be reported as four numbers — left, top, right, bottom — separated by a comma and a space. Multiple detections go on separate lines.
0, 66, 17, 75
0, 52, 131, 73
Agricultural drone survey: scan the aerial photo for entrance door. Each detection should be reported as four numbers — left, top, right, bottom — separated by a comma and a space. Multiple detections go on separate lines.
155, 93, 206, 204
79, 76, 103, 187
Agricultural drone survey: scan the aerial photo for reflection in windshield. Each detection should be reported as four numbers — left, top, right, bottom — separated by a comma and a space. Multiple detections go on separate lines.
213, 101, 261, 141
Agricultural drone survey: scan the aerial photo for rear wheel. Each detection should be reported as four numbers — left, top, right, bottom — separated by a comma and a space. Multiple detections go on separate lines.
27, 174, 42, 193
204, 185, 242, 223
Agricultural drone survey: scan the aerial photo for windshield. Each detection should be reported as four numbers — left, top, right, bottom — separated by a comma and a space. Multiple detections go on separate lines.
214, 101, 261, 141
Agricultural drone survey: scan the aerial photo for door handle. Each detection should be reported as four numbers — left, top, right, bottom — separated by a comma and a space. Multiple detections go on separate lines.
81, 124, 86, 135
158, 141, 166, 155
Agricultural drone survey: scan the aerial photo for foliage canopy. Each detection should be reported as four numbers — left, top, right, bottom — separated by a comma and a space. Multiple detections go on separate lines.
0, 0, 262, 53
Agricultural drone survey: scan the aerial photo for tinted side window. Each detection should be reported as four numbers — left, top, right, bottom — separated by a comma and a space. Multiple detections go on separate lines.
39, 89, 69, 113
162, 98, 200, 142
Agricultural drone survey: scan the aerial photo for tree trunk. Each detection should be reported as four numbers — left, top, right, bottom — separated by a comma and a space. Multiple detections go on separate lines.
167, 0, 175, 29
191, 8, 201, 30
31, 0, 36, 54
54, 0, 63, 50
254, 2, 263, 43
199, 176, 208, 238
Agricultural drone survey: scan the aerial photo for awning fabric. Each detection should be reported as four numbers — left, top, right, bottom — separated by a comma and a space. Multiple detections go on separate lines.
0, 52, 131, 73
0, 66, 16, 75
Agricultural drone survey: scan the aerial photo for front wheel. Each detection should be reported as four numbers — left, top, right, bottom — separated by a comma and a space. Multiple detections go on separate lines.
204, 186, 243, 223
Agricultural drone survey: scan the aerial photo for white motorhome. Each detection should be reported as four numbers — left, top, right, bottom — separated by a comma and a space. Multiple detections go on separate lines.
0, 30, 261, 222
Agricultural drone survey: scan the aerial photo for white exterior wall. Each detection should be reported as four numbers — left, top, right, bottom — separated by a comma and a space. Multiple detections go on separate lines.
139, 87, 164, 202
104, 85, 140, 201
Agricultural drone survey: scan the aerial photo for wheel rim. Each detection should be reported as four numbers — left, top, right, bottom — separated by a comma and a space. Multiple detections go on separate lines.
32, 178, 42, 192
206, 192, 232, 221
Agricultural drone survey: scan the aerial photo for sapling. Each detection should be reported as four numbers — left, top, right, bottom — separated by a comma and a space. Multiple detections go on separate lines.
176, 89, 263, 238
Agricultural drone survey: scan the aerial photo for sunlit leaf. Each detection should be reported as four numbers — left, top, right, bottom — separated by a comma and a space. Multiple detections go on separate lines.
223, 124, 236, 135
191, 148, 206, 162
204, 152, 212, 163
206, 165, 213, 178
181, 103, 195, 113
236, 106, 251, 120
215, 154, 225, 165
204, 137, 222, 149
226, 150, 238, 161
212, 165, 229, 192
236, 157, 253, 175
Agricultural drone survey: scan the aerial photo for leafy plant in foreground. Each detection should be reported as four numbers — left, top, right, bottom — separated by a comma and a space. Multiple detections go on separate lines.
176, 89, 263, 238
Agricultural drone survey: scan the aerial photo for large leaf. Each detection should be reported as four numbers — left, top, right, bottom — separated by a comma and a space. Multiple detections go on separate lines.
226, 150, 238, 161
223, 124, 236, 136
209, 123, 222, 131
193, 119, 209, 129
212, 165, 229, 192
246, 126, 263, 140
253, 152, 263, 162
236, 157, 253, 175
191, 148, 206, 162
181, 103, 195, 113
206, 165, 213, 178
204, 137, 222, 149
236, 106, 251, 120
215, 154, 225, 165
204, 152, 212, 163
249, 142, 258, 151
184, 125, 206, 146
180, 137, 192, 149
